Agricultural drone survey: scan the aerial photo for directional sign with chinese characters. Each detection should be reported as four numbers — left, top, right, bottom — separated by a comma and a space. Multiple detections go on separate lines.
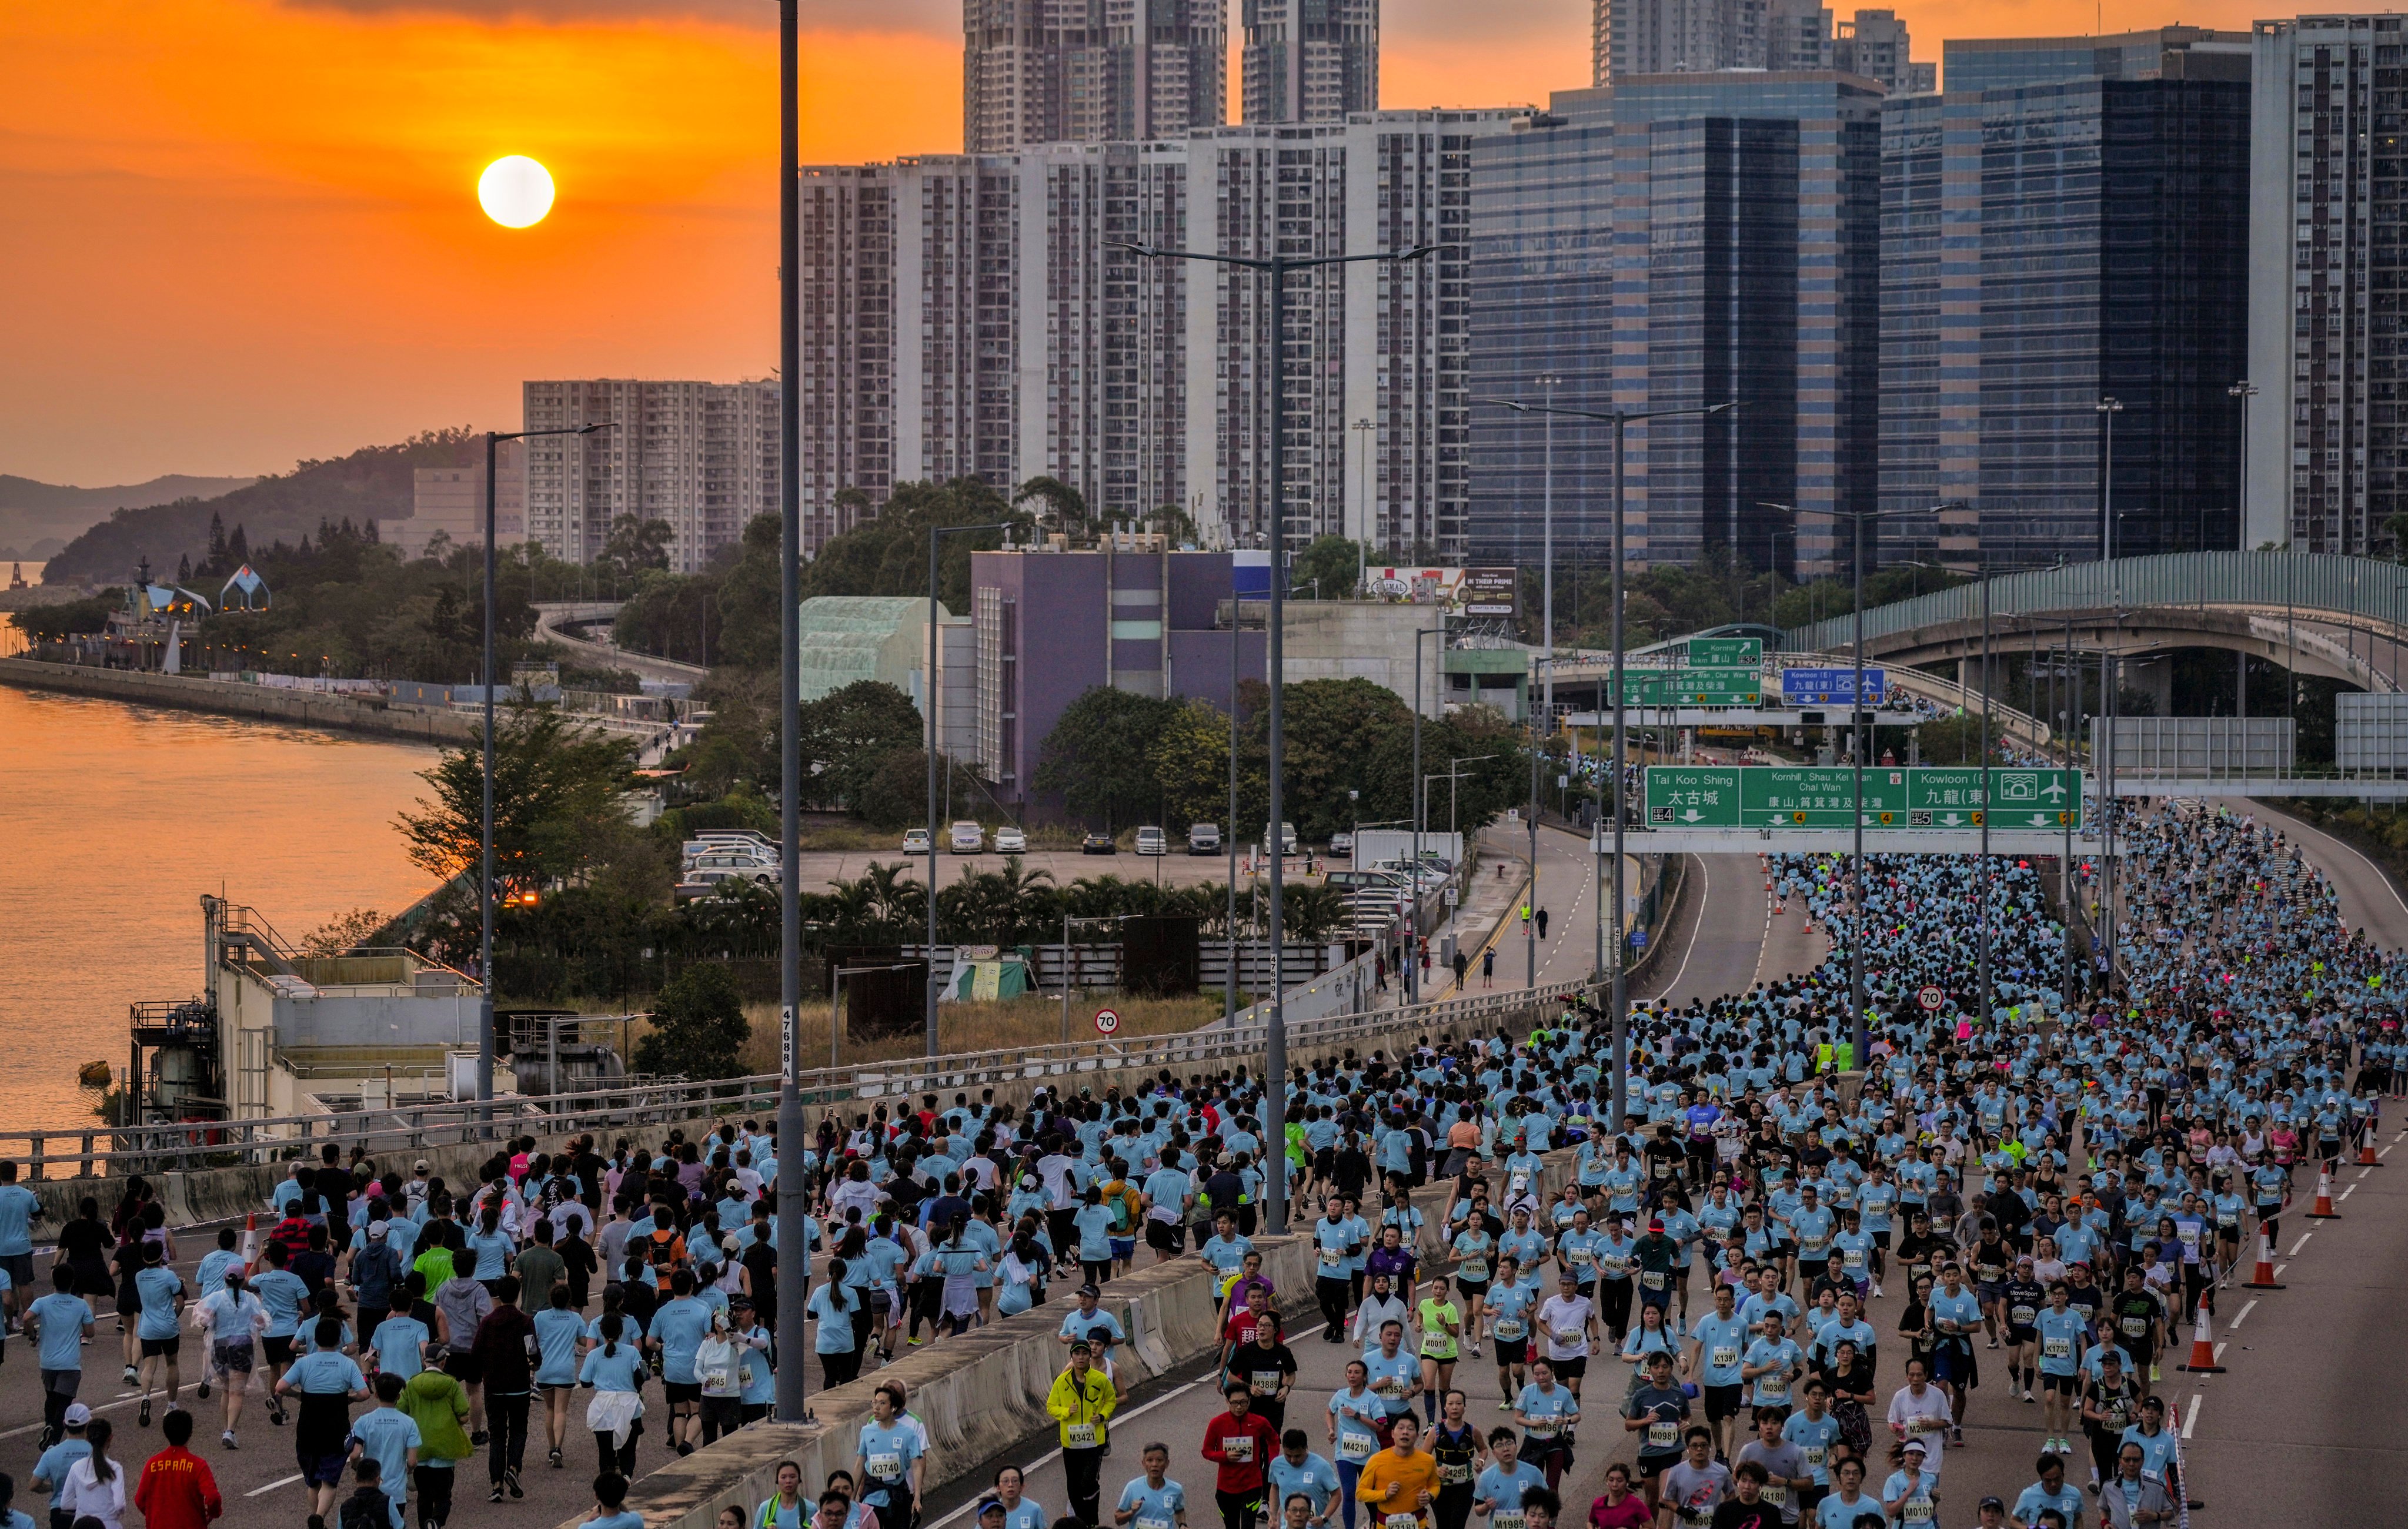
1643, 766, 2085, 831
1612, 668, 1764, 706
1780, 667, 1888, 705
1644, 765, 1744, 826
1685, 637, 1764, 667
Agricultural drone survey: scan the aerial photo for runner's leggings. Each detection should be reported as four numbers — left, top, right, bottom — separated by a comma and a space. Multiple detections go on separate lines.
1317, 1277, 1352, 1336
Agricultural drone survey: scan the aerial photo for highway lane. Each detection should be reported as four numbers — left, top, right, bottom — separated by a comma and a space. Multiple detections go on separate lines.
2220, 796, 2408, 946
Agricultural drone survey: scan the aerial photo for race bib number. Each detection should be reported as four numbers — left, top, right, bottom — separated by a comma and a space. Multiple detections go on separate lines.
1646, 1421, 1679, 1448
1902, 1496, 1934, 1525
1802, 1236, 1828, 1254
1642, 1272, 1668, 1291
1340, 1431, 1376, 1463
1759, 1484, 1786, 1507
1440, 1463, 1472, 1487
1493, 1318, 1525, 1340
2121, 1316, 2149, 1337
2043, 1337, 2072, 1360
1138, 1518, 1173, 1529
2010, 1304, 2037, 1326
1758, 1375, 1789, 1400
1385, 1513, 1419, 1529
1711, 1346, 1738, 1369
1802, 1446, 1827, 1468
1321, 1254, 1344, 1272
1224, 1436, 1254, 1463
1461, 1259, 1488, 1281
1567, 1247, 1594, 1267
869, 1453, 903, 1480
1063, 1425, 1098, 1448
1252, 1370, 1283, 1395
1377, 1377, 1408, 1399
1493, 1513, 1525, 1529
1843, 1248, 1867, 1271
1524, 1416, 1558, 1438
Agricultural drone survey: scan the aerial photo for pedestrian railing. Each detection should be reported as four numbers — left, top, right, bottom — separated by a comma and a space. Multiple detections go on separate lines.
12, 972, 1597, 1181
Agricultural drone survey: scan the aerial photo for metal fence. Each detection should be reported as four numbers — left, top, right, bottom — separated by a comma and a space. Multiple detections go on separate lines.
2090, 717, 2294, 777
1785, 551, 2408, 654
8, 972, 1595, 1181
2339, 693, 2408, 773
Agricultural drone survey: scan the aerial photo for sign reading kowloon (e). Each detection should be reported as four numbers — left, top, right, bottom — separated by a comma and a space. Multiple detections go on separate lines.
1643, 766, 2085, 829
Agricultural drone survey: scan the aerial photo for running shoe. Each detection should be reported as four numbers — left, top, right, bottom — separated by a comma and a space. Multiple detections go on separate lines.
223, 1431, 238, 1450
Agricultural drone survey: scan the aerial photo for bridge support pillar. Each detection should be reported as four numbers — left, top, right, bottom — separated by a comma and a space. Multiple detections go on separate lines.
2130, 654, 2173, 718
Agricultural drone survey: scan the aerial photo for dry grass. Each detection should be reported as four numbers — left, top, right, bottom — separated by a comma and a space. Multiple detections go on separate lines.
729, 989, 1242, 1073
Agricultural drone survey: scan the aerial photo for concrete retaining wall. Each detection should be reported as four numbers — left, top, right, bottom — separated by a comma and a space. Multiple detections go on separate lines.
0, 657, 472, 745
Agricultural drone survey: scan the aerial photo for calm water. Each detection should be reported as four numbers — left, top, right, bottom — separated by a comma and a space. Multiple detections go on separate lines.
0, 685, 436, 1130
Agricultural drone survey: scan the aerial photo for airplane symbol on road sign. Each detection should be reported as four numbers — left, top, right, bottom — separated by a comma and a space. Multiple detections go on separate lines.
2042, 779, 2069, 799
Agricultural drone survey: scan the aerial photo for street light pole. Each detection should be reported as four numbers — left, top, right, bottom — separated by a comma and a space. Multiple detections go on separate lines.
926, 520, 1013, 1055
1352, 417, 1377, 588
774, 0, 810, 1424
480, 419, 612, 1132
2097, 396, 2123, 996
1478, 394, 1736, 1124
1409, 625, 1444, 1004
1114, 237, 1440, 1237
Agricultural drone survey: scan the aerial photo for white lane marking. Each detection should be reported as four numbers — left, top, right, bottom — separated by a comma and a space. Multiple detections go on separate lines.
2229, 1299, 2256, 1329
2212, 1341, 2227, 1363
0, 1391, 141, 1441
2383, 1144, 2397, 1159
2183, 1394, 2201, 1438
2339, 1185, 2356, 1202
2274, 1264, 2289, 1278
2290, 811, 2408, 920
919, 1316, 1335, 1529
1652, 854, 1708, 1000
247, 1474, 305, 1498
2290, 1230, 2315, 1256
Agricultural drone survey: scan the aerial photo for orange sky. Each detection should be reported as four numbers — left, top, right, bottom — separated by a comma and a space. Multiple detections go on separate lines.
0, 0, 2260, 486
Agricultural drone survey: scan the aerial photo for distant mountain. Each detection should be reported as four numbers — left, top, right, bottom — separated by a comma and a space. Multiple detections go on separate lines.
41, 429, 477, 583
0, 473, 258, 513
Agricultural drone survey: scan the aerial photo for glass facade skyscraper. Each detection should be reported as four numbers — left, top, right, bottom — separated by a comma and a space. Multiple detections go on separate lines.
1878, 78, 2250, 568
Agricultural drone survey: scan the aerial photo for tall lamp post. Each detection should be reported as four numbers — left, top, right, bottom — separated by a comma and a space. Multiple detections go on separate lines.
2229, 380, 2256, 731
774, 0, 809, 1424
1352, 417, 1377, 590
1478, 397, 1735, 1126
2097, 396, 2124, 996
1111, 236, 1439, 1237
479, 419, 613, 1130
1408, 625, 1446, 1004
1472, 376, 1559, 988
1762, 498, 1958, 1066
926, 521, 1014, 1055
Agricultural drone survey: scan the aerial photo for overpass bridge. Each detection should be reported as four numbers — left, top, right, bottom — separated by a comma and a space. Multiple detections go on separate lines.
1782, 550, 2408, 700
532, 599, 708, 685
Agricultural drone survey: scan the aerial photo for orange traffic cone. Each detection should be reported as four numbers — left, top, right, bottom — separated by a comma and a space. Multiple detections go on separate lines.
2242, 1231, 2284, 1290
2359, 1136, 2381, 1167
2309, 1168, 2342, 1219
238, 1211, 258, 1269
2177, 1298, 2224, 1373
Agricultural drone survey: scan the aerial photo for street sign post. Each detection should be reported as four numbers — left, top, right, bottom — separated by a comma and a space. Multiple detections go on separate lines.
1917, 985, 1945, 1011
1093, 1007, 1121, 1036
1686, 637, 1764, 667
1780, 667, 1888, 705
1644, 766, 2085, 831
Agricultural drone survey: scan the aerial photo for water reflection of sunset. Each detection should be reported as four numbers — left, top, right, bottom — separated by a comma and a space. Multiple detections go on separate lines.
0, 686, 433, 1128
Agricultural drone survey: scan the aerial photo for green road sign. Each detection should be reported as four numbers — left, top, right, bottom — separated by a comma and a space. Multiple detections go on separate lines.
1644, 765, 1743, 825
1642, 765, 2086, 830
1744, 766, 1910, 827
1614, 667, 1764, 706
1686, 637, 1764, 667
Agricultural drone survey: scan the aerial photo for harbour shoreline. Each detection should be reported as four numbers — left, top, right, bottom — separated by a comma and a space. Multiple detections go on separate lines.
0, 654, 474, 746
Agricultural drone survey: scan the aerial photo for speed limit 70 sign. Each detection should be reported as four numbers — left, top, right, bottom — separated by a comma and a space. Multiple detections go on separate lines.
1916, 985, 1945, 1012
1093, 1007, 1121, 1036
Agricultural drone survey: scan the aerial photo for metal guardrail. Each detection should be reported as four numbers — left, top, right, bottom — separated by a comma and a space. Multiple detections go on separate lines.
1784, 550, 2408, 655
12, 974, 1595, 1180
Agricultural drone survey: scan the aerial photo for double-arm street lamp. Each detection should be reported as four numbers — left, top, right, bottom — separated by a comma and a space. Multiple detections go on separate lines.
1111, 236, 1439, 1236
1478, 397, 1736, 1127
479, 420, 614, 1127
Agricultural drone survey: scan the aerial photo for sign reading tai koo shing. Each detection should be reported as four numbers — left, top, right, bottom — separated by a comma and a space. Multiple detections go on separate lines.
1643, 766, 2085, 829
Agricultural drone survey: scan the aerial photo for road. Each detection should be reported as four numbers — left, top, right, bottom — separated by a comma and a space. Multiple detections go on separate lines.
533, 601, 707, 686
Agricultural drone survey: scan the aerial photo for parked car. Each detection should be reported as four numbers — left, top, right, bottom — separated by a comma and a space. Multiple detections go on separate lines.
949, 820, 986, 854
1081, 830, 1116, 855
994, 826, 1028, 854
1263, 821, 1299, 855
1134, 826, 1168, 856
1328, 831, 1354, 860
1188, 822, 1222, 855
684, 850, 776, 884
901, 827, 934, 854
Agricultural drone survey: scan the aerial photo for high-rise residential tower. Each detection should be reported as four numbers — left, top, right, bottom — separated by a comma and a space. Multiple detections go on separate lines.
963, 0, 1227, 153
2247, 15, 2408, 554
1241, 0, 1378, 123
798, 112, 1507, 560
519, 380, 781, 572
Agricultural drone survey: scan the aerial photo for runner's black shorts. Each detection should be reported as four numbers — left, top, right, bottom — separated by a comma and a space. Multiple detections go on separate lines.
1457, 1277, 1489, 1303
1494, 1337, 1528, 1365
139, 1336, 180, 1359
665, 1381, 703, 1404
2042, 1373, 2080, 1395
1703, 1382, 1744, 1421
262, 1335, 294, 1367
1546, 1354, 1586, 1383
1147, 1220, 1184, 1254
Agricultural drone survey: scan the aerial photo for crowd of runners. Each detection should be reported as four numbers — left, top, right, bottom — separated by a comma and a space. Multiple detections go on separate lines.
0, 801, 2393, 1529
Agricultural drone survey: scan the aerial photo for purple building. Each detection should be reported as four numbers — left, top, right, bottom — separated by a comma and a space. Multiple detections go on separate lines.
969, 541, 1266, 815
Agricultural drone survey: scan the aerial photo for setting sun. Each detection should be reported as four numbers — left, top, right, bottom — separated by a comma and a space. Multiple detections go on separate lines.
477, 154, 555, 229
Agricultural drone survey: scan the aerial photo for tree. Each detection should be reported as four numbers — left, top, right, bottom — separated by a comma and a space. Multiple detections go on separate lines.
634, 964, 750, 1079
1036, 687, 1183, 829
1291, 536, 1361, 600
600, 515, 674, 580
396, 704, 636, 894
802, 478, 1034, 613
1149, 700, 1237, 830
1013, 476, 1087, 531
800, 680, 926, 809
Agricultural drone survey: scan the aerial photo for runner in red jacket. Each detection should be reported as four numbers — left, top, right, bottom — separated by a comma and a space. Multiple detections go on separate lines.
1200, 1384, 1283, 1529
133, 1412, 223, 1529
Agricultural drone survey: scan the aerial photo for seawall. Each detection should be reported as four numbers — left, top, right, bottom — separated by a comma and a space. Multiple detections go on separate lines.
0, 656, 472, 746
